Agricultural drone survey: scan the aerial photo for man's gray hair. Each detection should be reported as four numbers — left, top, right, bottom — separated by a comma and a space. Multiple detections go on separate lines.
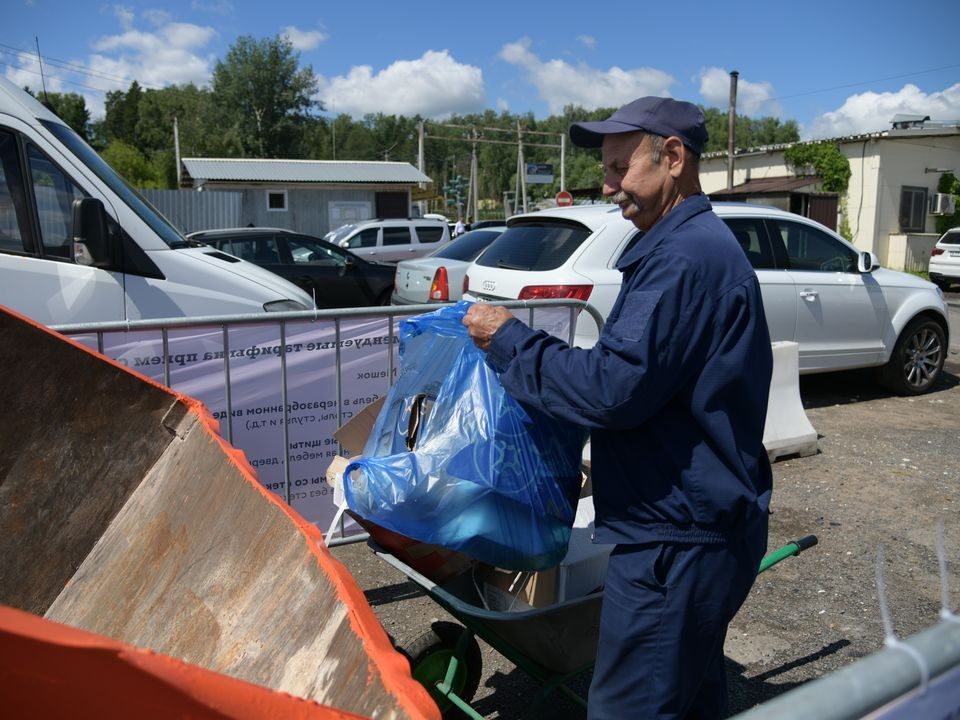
640, 131, 700, 171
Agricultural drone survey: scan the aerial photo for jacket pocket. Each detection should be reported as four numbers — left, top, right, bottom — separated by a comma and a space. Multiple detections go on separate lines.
611, 290, 661, 342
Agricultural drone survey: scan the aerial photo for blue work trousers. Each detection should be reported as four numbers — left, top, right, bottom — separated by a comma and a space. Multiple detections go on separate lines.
587, 532, 765, 720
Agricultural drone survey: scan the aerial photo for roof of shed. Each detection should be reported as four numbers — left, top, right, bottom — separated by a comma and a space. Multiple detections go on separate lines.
182, 158, 431, 184
709, 175, 822, 196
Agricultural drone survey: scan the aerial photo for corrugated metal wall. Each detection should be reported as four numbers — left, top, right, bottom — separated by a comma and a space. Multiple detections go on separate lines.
141, 189, 243, 234
142, 188, 381, 237
241, 188, 377, 237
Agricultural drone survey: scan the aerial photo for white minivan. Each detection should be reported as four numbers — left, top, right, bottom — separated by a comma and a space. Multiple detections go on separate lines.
0, 76, 314, 327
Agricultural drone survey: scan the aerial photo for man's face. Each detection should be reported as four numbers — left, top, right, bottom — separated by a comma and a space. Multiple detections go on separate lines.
601, 132, 673, 231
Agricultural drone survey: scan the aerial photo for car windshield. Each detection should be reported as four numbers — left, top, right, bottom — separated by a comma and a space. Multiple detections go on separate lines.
940, 231, 960, 245
326, 224, 359, 243
428, 228, 503, 261
42, 119, 187, 248
474, 222, 591, 271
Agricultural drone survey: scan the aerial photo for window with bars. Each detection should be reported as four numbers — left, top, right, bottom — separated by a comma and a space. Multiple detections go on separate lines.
898, 186, 928, 232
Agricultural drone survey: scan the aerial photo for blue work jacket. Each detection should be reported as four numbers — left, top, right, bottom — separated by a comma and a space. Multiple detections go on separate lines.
486, 194, 772, 546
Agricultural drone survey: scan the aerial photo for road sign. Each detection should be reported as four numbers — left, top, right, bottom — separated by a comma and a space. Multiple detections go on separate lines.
555, 190, 573, 206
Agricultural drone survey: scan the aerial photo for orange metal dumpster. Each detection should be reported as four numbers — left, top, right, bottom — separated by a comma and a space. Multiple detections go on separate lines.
0, 305, 438, 720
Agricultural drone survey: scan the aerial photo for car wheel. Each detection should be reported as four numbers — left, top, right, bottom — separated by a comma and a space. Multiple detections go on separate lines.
877, 317, 946, 395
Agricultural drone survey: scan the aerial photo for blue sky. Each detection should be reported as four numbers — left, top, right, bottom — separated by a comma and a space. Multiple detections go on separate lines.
3, 0, 958, 141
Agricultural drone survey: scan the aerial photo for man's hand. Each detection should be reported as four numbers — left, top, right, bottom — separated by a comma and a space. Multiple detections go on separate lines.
463, 304, 514, 351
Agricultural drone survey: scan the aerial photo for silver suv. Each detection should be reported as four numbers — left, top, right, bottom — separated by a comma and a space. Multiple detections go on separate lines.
464, 202, 950, 395
324, 218, 451, 263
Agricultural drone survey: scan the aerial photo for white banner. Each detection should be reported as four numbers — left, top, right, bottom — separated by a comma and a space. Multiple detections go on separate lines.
70, 307, 574, 531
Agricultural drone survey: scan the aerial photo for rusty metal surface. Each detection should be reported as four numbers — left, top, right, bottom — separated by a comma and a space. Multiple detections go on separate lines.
45, 424, 408, 716
0, 308, 438, 720
0, 311, 177, 614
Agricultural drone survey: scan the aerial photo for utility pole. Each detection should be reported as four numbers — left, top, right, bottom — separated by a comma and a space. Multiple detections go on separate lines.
417, 120, 426, 217
173, 115, 182, 188
727, 70, 739, 191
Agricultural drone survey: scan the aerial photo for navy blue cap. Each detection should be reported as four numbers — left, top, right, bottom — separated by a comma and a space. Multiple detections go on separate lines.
569, 96, 708, 155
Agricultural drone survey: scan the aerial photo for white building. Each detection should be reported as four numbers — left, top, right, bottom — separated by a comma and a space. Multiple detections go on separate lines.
699, 117, 960, 271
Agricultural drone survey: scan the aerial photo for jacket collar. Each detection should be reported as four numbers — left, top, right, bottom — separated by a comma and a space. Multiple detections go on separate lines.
614, 193, 712, 271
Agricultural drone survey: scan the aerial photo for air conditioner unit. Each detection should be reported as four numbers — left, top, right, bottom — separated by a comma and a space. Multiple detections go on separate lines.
930, 193, 956, 215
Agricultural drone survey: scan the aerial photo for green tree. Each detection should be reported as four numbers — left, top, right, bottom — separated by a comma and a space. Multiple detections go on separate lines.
25, 88, 91, 140
100, 139, 165, 188
103, 81, 143, 146
702, 107, 799, 153
211, 35, 320, 157
783, 142, 851, 193
784, 142, 853, 240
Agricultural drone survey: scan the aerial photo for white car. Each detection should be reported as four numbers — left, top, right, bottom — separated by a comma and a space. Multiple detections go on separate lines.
391, 226, 506, 304
464, 203, 950, 395
928, 227, 960, 291
324, 218, 451, 263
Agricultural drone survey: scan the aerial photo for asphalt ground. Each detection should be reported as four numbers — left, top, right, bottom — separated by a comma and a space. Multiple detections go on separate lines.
330, 292, 960, 719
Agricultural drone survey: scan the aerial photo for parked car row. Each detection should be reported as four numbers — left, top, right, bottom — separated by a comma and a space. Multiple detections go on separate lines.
193, 203, 949, 396
187, 227, 395, 309
462, 203, 950, 396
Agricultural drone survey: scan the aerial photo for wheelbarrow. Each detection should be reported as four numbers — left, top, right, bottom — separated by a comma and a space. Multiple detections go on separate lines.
371, 534, 819, 719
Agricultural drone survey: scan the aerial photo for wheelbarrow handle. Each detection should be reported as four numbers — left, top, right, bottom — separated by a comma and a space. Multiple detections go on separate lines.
757, 534, 819, 574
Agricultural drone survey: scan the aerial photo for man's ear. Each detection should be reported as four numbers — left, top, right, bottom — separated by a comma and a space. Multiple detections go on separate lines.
664, 136, 686, 177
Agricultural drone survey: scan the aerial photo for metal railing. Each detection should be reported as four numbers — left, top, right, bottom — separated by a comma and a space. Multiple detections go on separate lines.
54, 300, 604, 541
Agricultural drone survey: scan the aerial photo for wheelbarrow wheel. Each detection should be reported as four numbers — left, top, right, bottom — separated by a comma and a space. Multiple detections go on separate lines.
403, 621, 482, 718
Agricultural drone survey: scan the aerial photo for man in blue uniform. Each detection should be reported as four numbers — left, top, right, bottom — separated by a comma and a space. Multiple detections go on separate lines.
463, 97, 772, 719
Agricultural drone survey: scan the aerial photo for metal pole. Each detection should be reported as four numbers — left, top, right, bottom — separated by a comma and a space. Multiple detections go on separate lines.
173, 116, 182, 188
470, 139, 479, 223
417, 120, 426, 216
727, 70, 739, 191
560, 132, 566, 192
518, 121, 528, 214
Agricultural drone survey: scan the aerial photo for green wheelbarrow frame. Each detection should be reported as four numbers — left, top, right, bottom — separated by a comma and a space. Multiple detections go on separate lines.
373, 534, 818, 719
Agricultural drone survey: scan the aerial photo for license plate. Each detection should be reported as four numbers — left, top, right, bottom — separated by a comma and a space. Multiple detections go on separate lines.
950, 250, 960, 257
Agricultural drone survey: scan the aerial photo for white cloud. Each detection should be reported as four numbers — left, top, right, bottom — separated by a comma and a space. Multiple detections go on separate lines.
698, 67, 781, 117
498, 37, 673, 115
113, 5, 135, 31
806, 83, 960, 140
319, 50, 485, 118
282, 25, 328, 51
143, 9, 171, 27
191, 0, 234, 14
2, 11, 221, 119
577, 35, 596, 50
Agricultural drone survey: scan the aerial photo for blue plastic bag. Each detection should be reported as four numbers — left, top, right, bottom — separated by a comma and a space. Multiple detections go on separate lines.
343, 301, 587, 570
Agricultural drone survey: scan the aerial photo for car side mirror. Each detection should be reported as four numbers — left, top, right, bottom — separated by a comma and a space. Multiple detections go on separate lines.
72, 197, 112, 267
857, 251, 879, 274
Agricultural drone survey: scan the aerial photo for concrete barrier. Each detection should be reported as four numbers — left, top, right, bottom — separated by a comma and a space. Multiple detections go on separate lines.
763, 341, 818, 462
0, 306, 438, 720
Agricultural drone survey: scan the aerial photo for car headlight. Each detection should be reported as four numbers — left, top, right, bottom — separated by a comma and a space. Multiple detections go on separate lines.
263, 299, 311, 312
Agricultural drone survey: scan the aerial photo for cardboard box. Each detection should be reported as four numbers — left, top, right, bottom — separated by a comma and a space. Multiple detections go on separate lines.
333, 395, 387, 456
479, 564, 558, 612
558, 495, 613, 601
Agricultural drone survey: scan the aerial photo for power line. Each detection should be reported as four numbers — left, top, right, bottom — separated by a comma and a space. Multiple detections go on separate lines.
771, 64, 960, 102
0, 59, 122, 93
0, 44, 166, 90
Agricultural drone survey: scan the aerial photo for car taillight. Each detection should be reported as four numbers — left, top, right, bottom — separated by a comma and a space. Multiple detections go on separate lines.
429, 266, 449, 301
463, 274, 470, 295
932, 248, 945, 256
517, 285, 593, 301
